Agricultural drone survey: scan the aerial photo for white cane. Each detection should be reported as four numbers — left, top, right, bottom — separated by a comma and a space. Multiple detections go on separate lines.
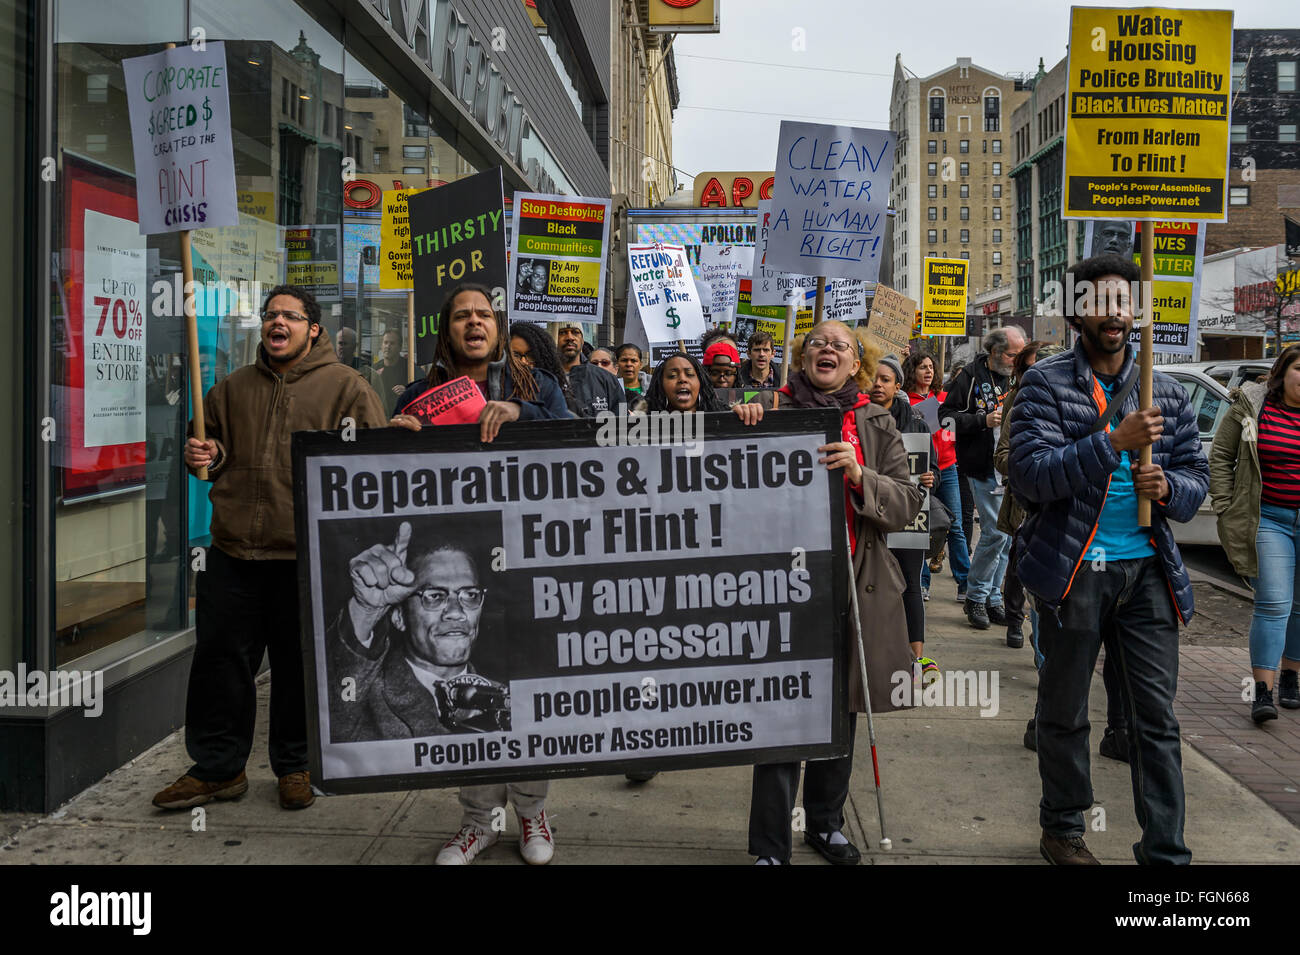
845, 535, 892, 851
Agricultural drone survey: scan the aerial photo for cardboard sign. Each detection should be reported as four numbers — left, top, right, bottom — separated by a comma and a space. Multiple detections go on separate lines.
866, 284, 916, 355
766, 121, 895, 283
921, 258, 970, 336
292, 412, 851, 793
379, 188, 426, 290
409, 168, 508, 364
508, 193, 611, 325
628, 242, 706, 342
1062, 7, 1234, 220
401, 376, 487, 426
122, 42, 238, 234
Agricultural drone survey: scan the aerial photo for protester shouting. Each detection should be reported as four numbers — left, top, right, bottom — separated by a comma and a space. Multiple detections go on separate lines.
904, 349, 968, 600
152, 285, 387, 814
941, 326, 1025, 629
1009, 254, 1208, 866
749, 322, 922, 866
632, 351, 763, 425
389, 283, 569, 864
872, 354, 939, 678
1210, 343, 1300, 722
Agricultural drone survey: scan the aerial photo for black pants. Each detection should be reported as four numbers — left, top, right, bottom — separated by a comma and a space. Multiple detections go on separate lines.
892, 548, 925, 648
1036, 557, 1188, 864
749, 719, 858, 861
1004, 535, 1026, 626
959, 473, 975, 556
186, 546, 308, 780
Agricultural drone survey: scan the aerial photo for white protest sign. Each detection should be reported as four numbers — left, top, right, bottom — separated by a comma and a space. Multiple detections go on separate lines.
698, 244, 754, 326
752, 198, 819, 307
123, 42, 238, 235
628, 242, 705, 342
767, 121, 894, 283
695, 278, 713, 324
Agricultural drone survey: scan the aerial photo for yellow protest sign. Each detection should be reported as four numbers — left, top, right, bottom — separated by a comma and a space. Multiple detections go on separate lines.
1063, 7, 1234, 220
921, 258, 969, 336
380, 188, 426, 290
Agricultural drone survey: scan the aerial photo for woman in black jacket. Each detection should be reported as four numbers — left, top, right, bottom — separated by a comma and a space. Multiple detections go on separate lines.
872, 354, 940, 677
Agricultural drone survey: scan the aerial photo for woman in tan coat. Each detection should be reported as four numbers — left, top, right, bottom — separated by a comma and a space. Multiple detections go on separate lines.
748, 320, 923, 865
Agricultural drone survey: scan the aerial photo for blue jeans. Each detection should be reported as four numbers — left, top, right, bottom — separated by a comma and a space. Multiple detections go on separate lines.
1036, 557, 1188, 864
1249, 502, 1300, 671
966, 475, 1011, 606
923, 465, 970, 589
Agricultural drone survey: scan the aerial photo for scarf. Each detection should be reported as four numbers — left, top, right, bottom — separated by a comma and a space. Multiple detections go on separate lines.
781, 370, 861, 411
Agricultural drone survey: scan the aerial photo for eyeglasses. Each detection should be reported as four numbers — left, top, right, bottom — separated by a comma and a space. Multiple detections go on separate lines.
414, 587, 486, 613
806, 337, 855, 354
262, 309, 310, 323
591, 358, 614, 368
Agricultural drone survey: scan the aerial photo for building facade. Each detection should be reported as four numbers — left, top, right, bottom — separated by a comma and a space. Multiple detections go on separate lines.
889, 55, 1032, 300
610, 0, 679, 207
1008, 55, 1087, 320
1206, 29, 1300, 254
0, 0, 621, 811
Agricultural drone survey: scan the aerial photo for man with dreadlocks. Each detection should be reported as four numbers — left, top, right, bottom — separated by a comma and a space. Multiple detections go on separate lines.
388, 284, 567, 865
392, 284, 569, 432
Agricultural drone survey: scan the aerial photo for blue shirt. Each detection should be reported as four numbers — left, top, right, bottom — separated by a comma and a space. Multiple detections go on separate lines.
1089, 376, 1157, 562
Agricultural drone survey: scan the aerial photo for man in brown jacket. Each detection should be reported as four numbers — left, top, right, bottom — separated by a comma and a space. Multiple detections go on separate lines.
152, 285, 388, 812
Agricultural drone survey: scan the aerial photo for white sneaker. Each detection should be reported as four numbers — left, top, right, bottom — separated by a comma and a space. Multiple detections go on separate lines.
435, 824, 498, 865
518, 809, 555, 865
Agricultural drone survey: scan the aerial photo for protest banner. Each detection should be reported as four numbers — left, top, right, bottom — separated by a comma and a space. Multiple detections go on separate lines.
921, 258, 970, 336
122, 41, 238, 234
1034, 310, 1068, 345
1082, 218, 1205, 355
867, 284, 917, 356
813, 280, 868, 325
379, 188, 426, 290
293, 411, 851, 792
628, 242, 706, 342
698, 243, 755, 326
1062, 7, 1234, 221
739, 279, 813, 363
508, 193, 611, 325
283, 224, 341, 302
766, 121, 895, 283
400, 376, 487, 426
887, 432, 931, 550
409, 168, 507, 364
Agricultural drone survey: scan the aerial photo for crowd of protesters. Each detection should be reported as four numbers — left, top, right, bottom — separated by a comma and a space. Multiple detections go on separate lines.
161, 246, 1300, 867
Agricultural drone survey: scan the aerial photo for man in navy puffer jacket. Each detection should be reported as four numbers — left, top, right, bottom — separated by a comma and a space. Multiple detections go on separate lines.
1009, 254, 1208, 867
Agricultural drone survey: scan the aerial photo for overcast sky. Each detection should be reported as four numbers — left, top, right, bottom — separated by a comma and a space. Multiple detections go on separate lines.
670, 0, 1295, 189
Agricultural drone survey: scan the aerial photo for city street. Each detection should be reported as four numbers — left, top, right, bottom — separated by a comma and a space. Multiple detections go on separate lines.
3, 561, 1294, 866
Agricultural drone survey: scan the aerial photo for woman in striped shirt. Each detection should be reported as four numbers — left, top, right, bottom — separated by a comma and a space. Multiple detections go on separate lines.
1210, 344, 1300, 722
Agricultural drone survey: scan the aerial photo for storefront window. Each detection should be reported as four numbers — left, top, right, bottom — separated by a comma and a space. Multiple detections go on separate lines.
51, 0, 190, 668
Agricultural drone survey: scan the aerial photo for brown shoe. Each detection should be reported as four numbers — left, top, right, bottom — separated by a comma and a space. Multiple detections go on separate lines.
1040, 832, 1101, 865
152, 772, 248, 810
278, 771, 316, 810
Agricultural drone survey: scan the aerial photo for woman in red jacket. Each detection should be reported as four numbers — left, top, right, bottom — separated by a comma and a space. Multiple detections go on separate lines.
903, 350, 969, 600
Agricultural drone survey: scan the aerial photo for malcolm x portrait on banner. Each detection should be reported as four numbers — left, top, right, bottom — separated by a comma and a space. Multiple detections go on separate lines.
322, 513, 511, 743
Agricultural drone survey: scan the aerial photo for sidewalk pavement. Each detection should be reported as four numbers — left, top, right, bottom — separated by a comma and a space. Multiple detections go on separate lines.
2, 567, 1297, 865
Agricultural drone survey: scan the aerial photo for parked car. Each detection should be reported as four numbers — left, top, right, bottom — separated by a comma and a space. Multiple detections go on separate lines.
1155, 363, 1240, 547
